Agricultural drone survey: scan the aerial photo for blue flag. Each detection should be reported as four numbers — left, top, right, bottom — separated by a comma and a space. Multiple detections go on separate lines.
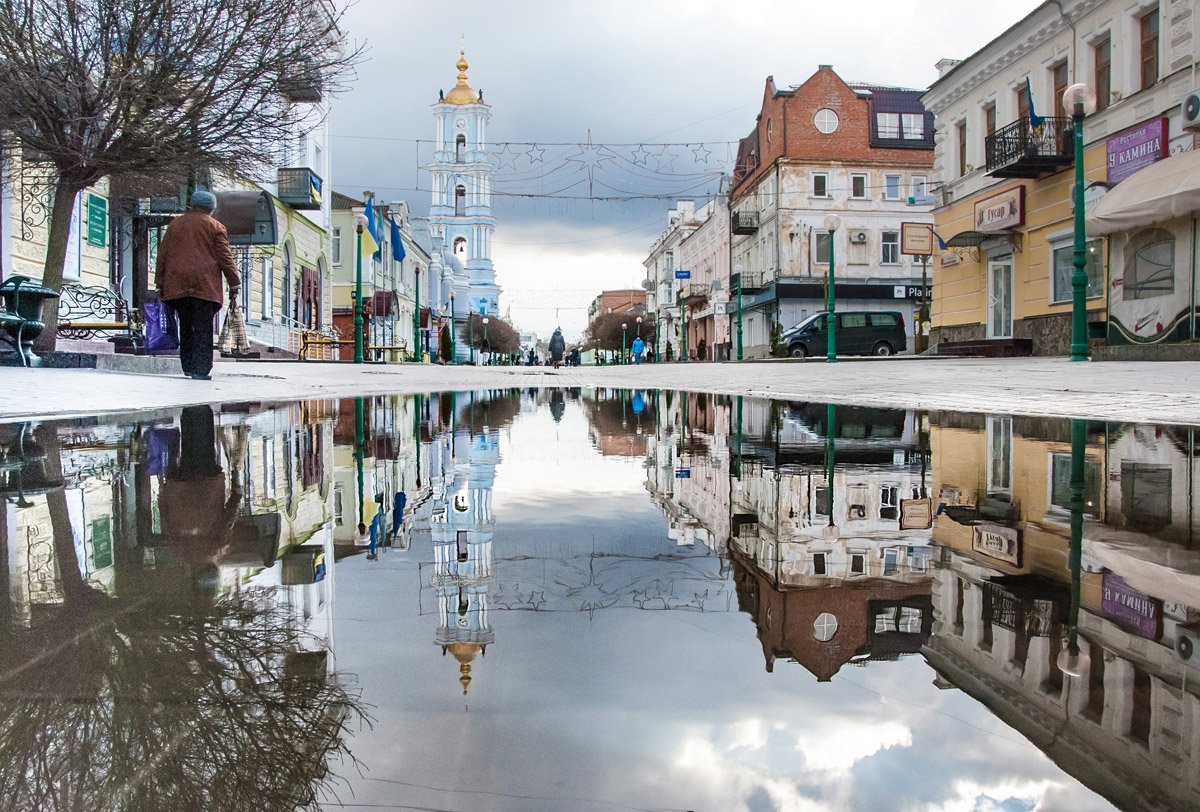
364, 196, 382, 260
390, 216, 406, 262
932, 230, 947, 251
1027, 85, 1045, 128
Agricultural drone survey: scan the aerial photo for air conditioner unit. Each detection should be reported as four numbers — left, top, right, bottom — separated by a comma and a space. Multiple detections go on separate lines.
1183, 90, 1200, 130
1176, 624, 1200, 672
850, 230, 869, 244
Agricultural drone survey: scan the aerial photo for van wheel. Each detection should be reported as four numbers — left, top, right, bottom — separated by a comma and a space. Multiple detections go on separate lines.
789, 344, 807, 358
872, 342, 894, 357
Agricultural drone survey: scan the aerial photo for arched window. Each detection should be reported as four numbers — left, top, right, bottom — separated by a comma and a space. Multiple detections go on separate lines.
1124, 227, 1175, 300
455, 133, 466, 163
282, 243, 294, 324
453, 237, 467, 262
455, 185, 466, 216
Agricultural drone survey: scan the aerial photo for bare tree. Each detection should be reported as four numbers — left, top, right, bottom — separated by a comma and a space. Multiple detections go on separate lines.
584, 310, 655, 353
0, 0, 363, 349
464, 313, 520, 355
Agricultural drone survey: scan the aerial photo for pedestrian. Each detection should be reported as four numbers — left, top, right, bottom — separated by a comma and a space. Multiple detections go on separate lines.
549, 327, 565, 369
367, 513, 381, 560
631, 335, 645, 364
154, 189, 241, 380
391, 491, 407, 540
354, 522, 370, 547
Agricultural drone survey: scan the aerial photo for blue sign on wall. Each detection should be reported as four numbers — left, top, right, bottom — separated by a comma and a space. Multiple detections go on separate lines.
675, 468, 691, 479
674, 270, 691, 279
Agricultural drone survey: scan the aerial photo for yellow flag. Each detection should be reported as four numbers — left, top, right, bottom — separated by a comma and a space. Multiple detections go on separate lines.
360, 226, 379, 258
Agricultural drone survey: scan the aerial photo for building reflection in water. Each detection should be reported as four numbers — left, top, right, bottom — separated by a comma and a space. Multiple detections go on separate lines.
1, 390, 1198, 809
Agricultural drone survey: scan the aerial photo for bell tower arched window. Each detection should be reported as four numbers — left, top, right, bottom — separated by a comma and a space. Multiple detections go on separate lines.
453, 237, 467, 262
455, 185, 466, 216
455, 134, 466, 163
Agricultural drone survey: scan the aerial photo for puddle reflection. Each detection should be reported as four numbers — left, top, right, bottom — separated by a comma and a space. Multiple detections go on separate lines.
0, 389, 1196, 810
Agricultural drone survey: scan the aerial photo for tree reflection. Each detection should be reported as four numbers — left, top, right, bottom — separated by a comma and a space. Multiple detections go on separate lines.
0, 421, 366, 812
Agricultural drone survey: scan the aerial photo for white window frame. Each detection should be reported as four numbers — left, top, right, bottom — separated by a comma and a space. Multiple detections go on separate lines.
331, 227, 342, 266
901, 113, 924, 139
815, 231, 832, 265
850, 174, 867, 199
261, 257, 274, 320
884, 174, 902, 200
812, 172, 829, 198
1046, 229, 1104, 304
881, 231, 900, 265
876, 112, 900, 139
911, 176, 928, 199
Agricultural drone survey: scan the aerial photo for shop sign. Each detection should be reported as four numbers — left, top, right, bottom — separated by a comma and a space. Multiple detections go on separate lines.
973, 187, 1024, 232
674, 468, 691, 479
899, 498, 933, 530
971, 524, 1021, 566
901, 222, 934, 256
1107, 117, 1168, 184
1102, 574, 1163, 639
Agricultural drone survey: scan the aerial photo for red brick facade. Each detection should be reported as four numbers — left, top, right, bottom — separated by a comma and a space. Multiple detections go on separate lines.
732, 65, 934, 204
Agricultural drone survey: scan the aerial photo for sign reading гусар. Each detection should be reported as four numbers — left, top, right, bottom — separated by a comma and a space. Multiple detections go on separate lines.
973, 187, 1024, 232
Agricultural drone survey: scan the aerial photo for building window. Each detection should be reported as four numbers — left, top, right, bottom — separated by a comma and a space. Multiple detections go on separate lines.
884, 174, 902, 200
881, 231, 900, 264
850, 554, 865, 574
766, 119, 773, 143
987, 415, 1013, 497
1095, 36, 1111, 112
814, 108, 839, 134
1141, 7, 1159, 91
876, 112, 900, 139
812, 173, 828, 197
1123, 228, 1174, 300
880, 485, 899, 519
1049, 452, 1102, 518
1122, 462, 1171, 532
815, 231, 832, 265
1051, 60, 1069, 120
331, 227, 342, 266
984, 103, 996, 138
911, 176, 927, 199
1017, 81, 1031, 122
455, 185, 466, 216
956, 120, 967, 177
901, 113, 924, 139
261, 257, 274, 320
455, 133, 466, 163
813, 553, 826, 575
1051, 239, 1103, 303
851, 174, 867, 198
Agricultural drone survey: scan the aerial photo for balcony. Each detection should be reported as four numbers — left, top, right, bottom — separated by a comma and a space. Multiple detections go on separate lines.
277, 167, 323, 210
732, 211, 759, 234
985, 117, 1073, 179
279, 59, 324, 104
681, 282, 711, 304
731, 271, 764, 291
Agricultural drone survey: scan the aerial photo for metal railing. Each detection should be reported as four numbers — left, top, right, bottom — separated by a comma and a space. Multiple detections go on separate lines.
985, 116, 1073, 174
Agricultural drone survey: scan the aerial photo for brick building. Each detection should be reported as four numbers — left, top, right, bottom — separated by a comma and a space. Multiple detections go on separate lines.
586, 289, 647, 325
729, 65, 935, 357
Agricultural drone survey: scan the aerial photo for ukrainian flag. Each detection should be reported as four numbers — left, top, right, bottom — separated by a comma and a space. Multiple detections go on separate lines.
361, 196, 380, 257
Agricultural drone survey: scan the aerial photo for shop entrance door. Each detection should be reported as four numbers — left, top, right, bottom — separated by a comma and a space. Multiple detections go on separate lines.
987, 259, 1014, 339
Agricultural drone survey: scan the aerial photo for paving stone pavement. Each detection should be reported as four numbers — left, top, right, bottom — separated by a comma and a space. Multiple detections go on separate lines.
2, 357, 1199, 424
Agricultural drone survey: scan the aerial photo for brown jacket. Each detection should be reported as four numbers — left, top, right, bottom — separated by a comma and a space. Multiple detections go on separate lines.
154, 209, 240, 305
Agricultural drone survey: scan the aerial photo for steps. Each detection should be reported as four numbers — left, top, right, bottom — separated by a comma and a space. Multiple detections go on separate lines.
935, 338, 1033, 357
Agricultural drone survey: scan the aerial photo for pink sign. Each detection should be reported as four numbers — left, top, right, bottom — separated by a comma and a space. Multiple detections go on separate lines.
1101, 574, 1162, 640
1107, 117, 1168, 184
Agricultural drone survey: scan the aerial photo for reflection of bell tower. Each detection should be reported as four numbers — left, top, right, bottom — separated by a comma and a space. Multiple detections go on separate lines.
432, 423, 499, 696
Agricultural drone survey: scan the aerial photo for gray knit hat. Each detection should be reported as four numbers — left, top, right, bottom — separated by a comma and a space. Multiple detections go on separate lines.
190, 189, 217, 211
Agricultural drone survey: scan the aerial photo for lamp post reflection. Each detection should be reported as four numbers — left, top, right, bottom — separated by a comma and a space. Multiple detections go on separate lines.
1058, 417, 1090, 677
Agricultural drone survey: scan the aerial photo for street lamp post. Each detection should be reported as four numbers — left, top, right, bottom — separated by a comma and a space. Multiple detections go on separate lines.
413, 267, 421, 362
1064, 83, 1098, 362
449, 290, 457, 364
469, 314, 475, 365
654, 311, 661, 363
622, 322, 628, 365
734, 262, 744, 362
354, 215, 367, 365
636, 315, 643, 337
824, 214, 841, 363
482, 317, 489, 365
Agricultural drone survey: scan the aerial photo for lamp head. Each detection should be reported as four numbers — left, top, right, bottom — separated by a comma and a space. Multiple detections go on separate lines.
734, 263, 744, 274
823, 214, 842, 232
1063, 83, 1097, 117
1057, 639, 1091, 677
482, 317, 489, 324
637, 316, 643, 323
622, 322, 628, 329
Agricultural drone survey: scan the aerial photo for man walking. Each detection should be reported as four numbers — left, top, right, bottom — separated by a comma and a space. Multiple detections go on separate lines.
154, 190, 240, 380
630, 335, 645, 364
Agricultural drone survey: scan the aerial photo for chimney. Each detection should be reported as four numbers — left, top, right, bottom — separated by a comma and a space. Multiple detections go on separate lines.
935, 58, 963, 79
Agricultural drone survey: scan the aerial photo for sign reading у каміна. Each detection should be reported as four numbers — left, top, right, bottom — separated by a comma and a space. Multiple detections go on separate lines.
1106, 117, 1168, 184
900, 222, 934, 257
974, 186, 1024, 232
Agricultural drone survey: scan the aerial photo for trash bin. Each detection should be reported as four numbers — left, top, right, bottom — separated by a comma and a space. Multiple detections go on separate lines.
0, 275, 60, 367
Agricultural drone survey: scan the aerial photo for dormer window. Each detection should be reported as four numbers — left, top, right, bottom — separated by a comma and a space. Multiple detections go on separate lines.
455, 133, 466, 163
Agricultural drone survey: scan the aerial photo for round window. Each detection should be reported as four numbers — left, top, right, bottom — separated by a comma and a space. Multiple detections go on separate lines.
813, 612, 839, 642
814, 108, 839, 134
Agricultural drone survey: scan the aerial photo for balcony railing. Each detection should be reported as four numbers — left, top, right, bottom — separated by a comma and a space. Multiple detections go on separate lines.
985, 116, 1074, 179
731, 271, 764, 291
277, 167, 323, 210
732, 211, 759, 234
681, 282, 711, 303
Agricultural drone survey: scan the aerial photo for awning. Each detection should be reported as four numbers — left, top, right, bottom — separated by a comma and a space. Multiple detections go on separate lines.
944, 230, 988, 248
1088, 148, 1200, 235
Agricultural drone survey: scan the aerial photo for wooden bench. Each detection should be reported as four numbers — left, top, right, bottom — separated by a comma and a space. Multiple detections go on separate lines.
299, 328, 409, 361
56, 283, 143, 347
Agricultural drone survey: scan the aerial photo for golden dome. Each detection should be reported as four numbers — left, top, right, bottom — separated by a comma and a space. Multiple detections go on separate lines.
445, 642, 483, 696
443, 50, 479, 105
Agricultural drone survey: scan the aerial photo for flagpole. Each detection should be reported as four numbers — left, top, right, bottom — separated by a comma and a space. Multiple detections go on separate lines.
355, 216, 364, 365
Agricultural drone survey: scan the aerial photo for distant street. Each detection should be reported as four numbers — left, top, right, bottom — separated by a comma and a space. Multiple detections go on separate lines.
3, 357, 1198, 425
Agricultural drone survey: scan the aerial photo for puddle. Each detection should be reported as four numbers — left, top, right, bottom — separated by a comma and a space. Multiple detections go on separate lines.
1, 389, 1196, 811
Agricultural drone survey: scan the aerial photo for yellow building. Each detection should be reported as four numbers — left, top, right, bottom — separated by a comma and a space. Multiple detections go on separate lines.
922, 0, 1198, 355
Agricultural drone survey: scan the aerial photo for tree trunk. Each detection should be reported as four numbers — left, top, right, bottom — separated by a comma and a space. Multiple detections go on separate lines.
32, 177, 84, 355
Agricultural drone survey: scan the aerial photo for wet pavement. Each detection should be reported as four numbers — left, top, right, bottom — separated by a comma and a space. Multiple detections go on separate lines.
1, 388, 1197, 811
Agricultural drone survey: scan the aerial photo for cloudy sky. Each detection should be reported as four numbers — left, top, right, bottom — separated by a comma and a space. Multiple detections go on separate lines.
329, 0, 1044, 338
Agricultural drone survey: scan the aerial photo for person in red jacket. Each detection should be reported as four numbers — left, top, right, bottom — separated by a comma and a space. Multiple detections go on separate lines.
154, 190, 240, 380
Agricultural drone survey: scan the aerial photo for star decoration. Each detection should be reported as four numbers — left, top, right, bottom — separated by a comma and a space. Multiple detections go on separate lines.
494, 144, 520, 171
653, 144, 677, 172
525, 144, 545, 164
691, 143, 713, 164
631, 144, 650, 166
564, 139, 617, 196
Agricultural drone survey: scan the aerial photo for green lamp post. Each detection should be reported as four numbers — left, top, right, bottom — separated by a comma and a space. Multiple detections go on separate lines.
413, 266, 421, 362
469, 313, 475, 364
622, 322, 628, 365
354, 215, 367, 365
1064, 83, 1098, 362
482, 317, 489, 364
824, 214, 841, 363
1058, 417, 1091, 677
449, 290, 457, 364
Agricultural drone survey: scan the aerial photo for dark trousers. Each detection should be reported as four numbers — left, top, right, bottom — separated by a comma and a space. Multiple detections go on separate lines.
169, 297, 218, 376
174, 405, 221, 480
